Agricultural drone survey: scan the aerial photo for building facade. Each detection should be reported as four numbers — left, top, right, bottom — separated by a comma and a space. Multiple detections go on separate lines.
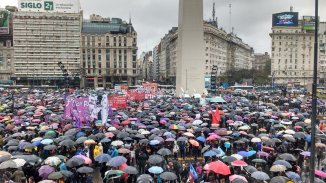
0, 6, 15, 84
270, 11, 326, 86
81, 15, 138, 88
12, 0, 82, 86
253, 52, 271, 70
153, 21, 254, 85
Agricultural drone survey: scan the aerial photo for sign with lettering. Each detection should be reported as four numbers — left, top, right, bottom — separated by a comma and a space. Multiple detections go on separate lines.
18, 0, 80, 13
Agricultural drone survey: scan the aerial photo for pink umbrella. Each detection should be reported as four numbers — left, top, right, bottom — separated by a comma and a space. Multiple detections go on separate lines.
229, 174, 248, 182
74, 155, 92, 165
231, 160, 248, 167
315, 170, 326, 178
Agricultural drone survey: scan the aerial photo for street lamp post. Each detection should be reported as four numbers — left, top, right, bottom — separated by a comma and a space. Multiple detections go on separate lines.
310, 0, 319, 182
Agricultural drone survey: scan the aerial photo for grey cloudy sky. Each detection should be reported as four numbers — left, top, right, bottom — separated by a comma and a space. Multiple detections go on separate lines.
1, 0, 326, 54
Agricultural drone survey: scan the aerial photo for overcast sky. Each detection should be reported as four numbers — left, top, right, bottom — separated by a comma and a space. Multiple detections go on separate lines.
1, 0, 326, 54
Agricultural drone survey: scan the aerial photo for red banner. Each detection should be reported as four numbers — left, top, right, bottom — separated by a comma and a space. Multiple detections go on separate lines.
108, 96, 127, 109
142, 83, 158, 99
127, 91, 145, 101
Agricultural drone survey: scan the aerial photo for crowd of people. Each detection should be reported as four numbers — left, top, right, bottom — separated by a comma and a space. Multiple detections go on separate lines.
0, 88, 325, 183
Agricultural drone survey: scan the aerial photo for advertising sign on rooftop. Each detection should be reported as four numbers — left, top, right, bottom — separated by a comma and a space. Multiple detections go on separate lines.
272, 12, 298, 27
18, 0, 80, 13
0, 10, 9, 35
303, 16, 318, 31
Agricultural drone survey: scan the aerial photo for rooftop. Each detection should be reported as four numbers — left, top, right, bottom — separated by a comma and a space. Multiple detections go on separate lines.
82, 17, 135, 34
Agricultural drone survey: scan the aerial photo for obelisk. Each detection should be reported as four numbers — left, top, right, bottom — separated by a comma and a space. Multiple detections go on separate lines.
176, 0, 205, 96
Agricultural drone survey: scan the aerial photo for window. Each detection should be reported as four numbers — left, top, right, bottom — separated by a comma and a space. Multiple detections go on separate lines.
133, 56, 136, 61
132, 62, 136, 68
98, 55, 101, 61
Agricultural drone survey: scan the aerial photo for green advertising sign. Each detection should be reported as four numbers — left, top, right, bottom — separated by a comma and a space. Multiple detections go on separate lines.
44, 1, 54, 11
0, 10, 9, 34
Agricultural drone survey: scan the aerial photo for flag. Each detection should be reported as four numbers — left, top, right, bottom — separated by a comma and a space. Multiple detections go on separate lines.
101, 94, 108, 125
212, 106, 221, 125
188, 163, 198, 183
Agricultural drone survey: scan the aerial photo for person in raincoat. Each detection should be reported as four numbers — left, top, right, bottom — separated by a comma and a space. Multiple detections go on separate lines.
94, 144, 101, 158
108, 146, 118, 158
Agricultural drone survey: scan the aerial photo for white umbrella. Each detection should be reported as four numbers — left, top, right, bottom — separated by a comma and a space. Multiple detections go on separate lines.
111, 140, 124, 146
251, 137, 262, 143
44, 157, 62, 166
12, 159, 26, 167
284, 129, 295, 135
231, 154, 243, 160
141, 131, 150, 135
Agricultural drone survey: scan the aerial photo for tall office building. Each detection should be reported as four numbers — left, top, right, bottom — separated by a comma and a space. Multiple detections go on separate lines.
81, 14, 138, 88
0, 6, 16, 84
270, 11, 326, 86
12, 0, 82, 86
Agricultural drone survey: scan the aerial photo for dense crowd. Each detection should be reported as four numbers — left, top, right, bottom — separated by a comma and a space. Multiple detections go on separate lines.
0, 88, 325, 183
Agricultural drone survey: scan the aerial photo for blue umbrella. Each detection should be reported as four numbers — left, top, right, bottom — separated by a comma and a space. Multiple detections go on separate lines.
95, 154, 112, 163
238, 151, 250, 157
108, 156, 127, 167
232, 132, 241, 137
196, 136, 206, 143
149, 140, 160, 146
41, 139, 53, 145
285, 171, 301, 181
248, 150, 257, 156
32, 141, 41, 146
204, 150, 217, 157
76, 132, 86, 138
148, 166, 164, 174
305, 135, 311, 142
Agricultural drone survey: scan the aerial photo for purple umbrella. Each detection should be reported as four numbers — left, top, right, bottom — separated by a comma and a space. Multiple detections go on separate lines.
238, 151, 250, 157
257, 151, 270, 157
300, 151, 311, 157
38, 165, 55, 179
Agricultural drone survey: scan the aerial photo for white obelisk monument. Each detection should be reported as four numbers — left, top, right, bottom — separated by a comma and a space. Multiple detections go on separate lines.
176, 0, 205, 96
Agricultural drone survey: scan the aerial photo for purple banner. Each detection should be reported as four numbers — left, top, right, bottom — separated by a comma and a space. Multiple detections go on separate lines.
64, 96, 89, 120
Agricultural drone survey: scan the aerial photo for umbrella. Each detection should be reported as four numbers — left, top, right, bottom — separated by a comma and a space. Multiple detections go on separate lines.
12, 155, 40, 164
251, 137, 261, 143
77, 166, 94, 174
0, 151, 11, 158
60, 170, 73, 178
285, 171, 301, 181
203, 161, 231, 175
237, 151, 250, 157
252, 159, 266, 164
48, 172, 63, 180
315, 169, 326, 178
204, 150, 218, 157
44, 145, 57, 151
41, 139, 54, 145
231, 154, 243, 160
157, 148, 172, 156
124, 166, 138, 175
66, 157, 84, 167
270, 164, 287, 172
160, 172, 177, 181
149, 140, 160, 146
38, 180, 56, 183
231, 160, 248, 167
12, 159, 26, 167
177, 137, 187, 142
279, 153, 297, 161
244, 165, 258, 174
189, 139, 199, 147
84, 139, 97, 145
44, 157, 61, 166
95, 154, 111, 163
251, 171, 270, 180
137, 174, 153, 182
0, 160, 18, 169
0, 156, 10, 163
222, 156, 237, 163
269, 176, 290, 183
300, 151, 311, 157
111, 140, 124, 146
59, 140, 75, 147
148, 155, 163, 165
148, 166, 164, 174
75, 137, 87, 144
105, 170, 124, 180
108, 156, 127, 167
257, 151, 269, 157
39, 165, 55, 179
229, 175, 247, 183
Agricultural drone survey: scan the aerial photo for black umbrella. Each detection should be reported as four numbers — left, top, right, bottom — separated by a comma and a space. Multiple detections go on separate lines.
59, 140, 75, 147
244, 165, 258, 174
137, 174, 153, 182
157, 148, 172, 156
77, 166, 94, 174
48, 172, 63, 180
222, 156, 237, 163
75, 137, 87, 144
278, 153, 297, 161
66, 157, 84, 167
160, 172, 177, 181
60, 170, 73, 178
64, 129, 78, 136
148, 155, 163, 165
124, 166, 138, 175
13, 155, 40, 164
44, 145, 57, 151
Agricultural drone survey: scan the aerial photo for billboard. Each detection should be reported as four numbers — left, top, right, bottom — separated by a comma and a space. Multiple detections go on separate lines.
0, 10, 9, 35
272, 12, 298, 27
303, 16, 318, 31
18, 0, 80, 13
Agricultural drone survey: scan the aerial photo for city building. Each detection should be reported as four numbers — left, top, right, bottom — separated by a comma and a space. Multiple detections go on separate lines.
253, 52, 271, 70
81, 14, 138, 88
152, 44, 160, 81
154, 10, 254, 86
0, 6, 16, 84
12, 0, 82, 86
270, 10, 326, 86
138, 51, 153, 81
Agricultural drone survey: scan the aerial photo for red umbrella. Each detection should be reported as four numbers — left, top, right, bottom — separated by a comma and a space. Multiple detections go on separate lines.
188, 139, 199, 147
231, 160, 248, 167
203, 161, 231, 175
121, 120, 130, 125
315, 170, 326, 178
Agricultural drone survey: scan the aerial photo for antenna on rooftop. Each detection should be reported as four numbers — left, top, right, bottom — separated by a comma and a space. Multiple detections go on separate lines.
229, 1, 232, 33
290, 6, 293, 12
